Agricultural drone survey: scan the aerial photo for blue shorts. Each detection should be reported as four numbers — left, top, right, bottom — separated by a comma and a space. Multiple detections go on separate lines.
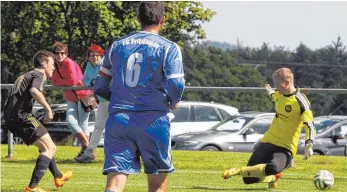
103, 111, 174, 175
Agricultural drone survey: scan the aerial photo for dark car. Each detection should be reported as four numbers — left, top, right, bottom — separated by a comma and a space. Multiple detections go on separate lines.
171, 112, 275, 152
297, 116, 347, 156
1, 104, 98, 145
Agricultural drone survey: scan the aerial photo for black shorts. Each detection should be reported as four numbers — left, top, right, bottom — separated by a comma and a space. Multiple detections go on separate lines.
243, 142, 293, 184
248, 142, 292, 167
6, 115, 48, 146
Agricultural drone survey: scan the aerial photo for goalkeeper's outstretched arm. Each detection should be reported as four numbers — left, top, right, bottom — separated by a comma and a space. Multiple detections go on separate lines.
265, 84, 277, 101
303, 120, 315, 144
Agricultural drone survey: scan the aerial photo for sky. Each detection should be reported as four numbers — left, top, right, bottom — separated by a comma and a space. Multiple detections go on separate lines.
201, 1, 347, 50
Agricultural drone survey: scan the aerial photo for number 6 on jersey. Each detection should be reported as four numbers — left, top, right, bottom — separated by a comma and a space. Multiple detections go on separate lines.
125, 53, 142, 87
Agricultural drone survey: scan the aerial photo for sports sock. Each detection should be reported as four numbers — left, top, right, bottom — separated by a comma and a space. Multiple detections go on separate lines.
240, 164, 266, 177
49, 158, 63, 178
28, 154, 52, 188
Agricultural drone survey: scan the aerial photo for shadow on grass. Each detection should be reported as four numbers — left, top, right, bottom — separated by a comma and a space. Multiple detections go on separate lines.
1, 158, 103, 164
281, 177, 312, 181
1, 189, 60, 192
190, 186, 269, 191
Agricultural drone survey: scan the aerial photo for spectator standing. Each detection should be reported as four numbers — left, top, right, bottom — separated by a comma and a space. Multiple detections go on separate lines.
75, 44, 109, 162
50, 41, 91, 159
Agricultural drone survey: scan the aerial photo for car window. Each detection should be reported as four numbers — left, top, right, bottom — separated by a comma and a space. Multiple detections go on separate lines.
215, 117, 247, 132
341, 124, 347, 136
316, 119, 340, 134
53, 110, 66, 122
248, 118, 272, 134
218, 109, 232, 119
171, 106, 190, 122
195, 106, 221, 122
328, 123, 347, 137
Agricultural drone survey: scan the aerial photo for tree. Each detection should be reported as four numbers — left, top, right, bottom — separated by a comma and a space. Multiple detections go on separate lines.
182, 44, 272, 112
1, 1, 215, 103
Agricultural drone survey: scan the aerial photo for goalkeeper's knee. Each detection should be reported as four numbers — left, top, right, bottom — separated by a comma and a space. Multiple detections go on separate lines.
243, 177, 260, 184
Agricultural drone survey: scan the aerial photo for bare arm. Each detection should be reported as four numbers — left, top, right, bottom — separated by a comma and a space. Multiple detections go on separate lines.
30, 87, 53, 121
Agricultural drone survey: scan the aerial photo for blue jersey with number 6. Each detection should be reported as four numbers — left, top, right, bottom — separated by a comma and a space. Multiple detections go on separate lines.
94, 31, 185, 114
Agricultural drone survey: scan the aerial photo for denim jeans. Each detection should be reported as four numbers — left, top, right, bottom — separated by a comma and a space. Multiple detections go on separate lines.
66, 101, 90, 135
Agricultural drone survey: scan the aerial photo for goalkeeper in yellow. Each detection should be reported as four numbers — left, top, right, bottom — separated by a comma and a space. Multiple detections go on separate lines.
223, 68, 315, 189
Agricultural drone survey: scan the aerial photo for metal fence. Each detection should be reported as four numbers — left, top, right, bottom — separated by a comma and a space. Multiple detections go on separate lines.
1, 84, 347, 158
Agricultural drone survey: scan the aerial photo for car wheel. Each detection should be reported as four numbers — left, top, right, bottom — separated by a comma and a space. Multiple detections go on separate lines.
201, 146, 219, 151
13, 137, 24, 144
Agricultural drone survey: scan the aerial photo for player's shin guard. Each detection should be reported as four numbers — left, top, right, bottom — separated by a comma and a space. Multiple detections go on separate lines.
240, 164, 266, 177
49, 158, 63, 178
28, 155, 51, 188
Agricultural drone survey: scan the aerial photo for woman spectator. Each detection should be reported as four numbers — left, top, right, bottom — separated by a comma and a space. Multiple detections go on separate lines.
50, 41, 91, 159
75, 44, 109, 163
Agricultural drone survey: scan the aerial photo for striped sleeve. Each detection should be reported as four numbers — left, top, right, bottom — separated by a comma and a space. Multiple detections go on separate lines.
98, 42, 115, 79
296, 92, 315, 141
163, 43, 184, 80
163, 43, 185, 107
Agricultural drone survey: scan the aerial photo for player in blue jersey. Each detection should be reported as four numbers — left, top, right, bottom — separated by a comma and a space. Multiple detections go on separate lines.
94, 2, 185, 192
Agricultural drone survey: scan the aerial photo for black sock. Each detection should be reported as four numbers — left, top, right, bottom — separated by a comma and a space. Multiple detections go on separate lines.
28, 155, 52, 188
49, 158, 63, 178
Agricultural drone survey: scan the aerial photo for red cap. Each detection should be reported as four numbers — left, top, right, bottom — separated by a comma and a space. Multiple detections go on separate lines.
86, 44, 104, 57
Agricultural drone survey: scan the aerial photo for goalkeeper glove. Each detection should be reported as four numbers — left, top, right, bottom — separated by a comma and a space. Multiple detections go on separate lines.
265, 84, 275, 95
303, 142, 313, 160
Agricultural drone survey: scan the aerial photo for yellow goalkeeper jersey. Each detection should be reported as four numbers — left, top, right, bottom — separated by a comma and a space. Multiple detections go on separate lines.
261, 89, 315, 156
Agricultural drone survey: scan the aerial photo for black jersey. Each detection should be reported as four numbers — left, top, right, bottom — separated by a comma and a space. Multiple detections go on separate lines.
4, 69, 45, 123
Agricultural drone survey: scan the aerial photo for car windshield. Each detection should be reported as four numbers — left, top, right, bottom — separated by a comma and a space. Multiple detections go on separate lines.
214, 117, 250, 132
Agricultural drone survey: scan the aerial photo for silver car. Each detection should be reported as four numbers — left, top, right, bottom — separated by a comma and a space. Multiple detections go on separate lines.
297, 116, 347, 156
171, 112, 274, 152
170, 101, 239, 136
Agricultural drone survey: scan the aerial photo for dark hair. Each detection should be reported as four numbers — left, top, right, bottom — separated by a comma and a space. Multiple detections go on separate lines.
33, 50, 54, 67
52, 41, 68, 54
138, 1, 165, 28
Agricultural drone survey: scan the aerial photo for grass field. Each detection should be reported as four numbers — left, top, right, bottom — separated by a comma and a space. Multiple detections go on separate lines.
1, 144, 346, 192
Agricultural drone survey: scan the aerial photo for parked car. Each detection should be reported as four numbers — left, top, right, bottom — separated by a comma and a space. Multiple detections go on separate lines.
171, 112, 274, 152
252, 115, 347, 157
300, 115, 347, 137
297, 116, 347, 156
170, 101, 239, 136
1, 111, 26, 144
1, 104, 104, 146
36, 104, 104, 146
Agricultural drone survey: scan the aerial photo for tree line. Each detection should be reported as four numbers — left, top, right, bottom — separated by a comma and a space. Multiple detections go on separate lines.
1, 1, 346, 116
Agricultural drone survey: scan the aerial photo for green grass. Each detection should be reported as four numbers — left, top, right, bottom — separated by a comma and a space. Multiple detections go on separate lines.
1, 144, 347, 192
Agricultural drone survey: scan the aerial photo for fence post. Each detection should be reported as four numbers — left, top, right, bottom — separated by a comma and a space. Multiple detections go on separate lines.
6, 132, 13, 159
